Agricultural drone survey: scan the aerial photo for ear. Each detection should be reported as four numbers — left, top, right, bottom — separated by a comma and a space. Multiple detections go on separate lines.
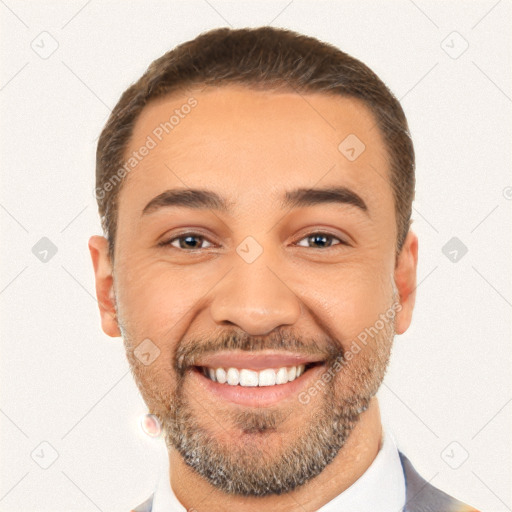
88, 235, 121, 337
394, 229, 418, 335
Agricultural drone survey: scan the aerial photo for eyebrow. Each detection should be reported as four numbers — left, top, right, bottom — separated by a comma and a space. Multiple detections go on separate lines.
141, 186, 369, 216
282, 186, 368, 213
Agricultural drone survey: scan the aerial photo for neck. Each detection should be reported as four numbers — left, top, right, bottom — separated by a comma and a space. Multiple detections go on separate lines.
169, 397, 382, 512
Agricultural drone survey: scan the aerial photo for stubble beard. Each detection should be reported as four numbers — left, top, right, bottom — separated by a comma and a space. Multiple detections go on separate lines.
118, 302, 396, 497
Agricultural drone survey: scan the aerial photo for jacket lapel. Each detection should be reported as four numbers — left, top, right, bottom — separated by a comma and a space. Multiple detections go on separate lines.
400, 451, 479, 512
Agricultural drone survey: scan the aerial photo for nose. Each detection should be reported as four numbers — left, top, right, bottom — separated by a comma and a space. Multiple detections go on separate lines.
209, 257, 302, 336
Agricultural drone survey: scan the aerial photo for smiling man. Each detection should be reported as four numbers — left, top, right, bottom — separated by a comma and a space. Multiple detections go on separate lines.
89, 27, 478, 512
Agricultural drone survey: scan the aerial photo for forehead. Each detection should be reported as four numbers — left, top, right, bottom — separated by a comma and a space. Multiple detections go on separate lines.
119, 85, 392, 219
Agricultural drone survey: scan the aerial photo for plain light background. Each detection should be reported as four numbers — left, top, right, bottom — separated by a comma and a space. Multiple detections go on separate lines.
1, 1, 511, 511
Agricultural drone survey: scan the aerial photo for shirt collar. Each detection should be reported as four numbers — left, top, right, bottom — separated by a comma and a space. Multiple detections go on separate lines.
151, 426, 405, 512
316, 426, 405, 512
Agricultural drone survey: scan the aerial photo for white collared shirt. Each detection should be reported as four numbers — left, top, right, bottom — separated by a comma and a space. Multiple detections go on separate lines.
151, 426, 405, 512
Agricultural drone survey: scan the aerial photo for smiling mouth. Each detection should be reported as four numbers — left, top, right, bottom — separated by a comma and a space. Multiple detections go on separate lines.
196, 362, 323, 387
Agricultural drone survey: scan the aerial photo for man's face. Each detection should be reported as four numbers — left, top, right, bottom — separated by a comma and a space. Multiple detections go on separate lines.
90, 85, 417, 496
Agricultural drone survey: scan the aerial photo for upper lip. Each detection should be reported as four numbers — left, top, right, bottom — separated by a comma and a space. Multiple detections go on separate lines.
194, 351, 326, 370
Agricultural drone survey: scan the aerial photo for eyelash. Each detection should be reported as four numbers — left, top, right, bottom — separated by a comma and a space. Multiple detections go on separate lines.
158, 231, 348, 251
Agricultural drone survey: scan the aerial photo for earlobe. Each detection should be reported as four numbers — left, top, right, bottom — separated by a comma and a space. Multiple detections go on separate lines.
88, 235, 121, 338
393, 230, 418, 335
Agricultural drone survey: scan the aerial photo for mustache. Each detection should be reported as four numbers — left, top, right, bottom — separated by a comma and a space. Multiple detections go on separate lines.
173, 328, 342, 375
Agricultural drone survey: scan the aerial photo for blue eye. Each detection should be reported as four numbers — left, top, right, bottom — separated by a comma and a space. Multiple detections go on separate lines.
159, 231, 346, 251
160, 233, 213, 250
296, 233, 344, 249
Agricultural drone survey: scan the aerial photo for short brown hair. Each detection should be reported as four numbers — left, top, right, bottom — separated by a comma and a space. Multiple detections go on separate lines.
96, 26, 414, 262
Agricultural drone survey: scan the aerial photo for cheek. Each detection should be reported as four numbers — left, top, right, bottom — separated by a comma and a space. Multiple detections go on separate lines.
299, 260, 392, 347
130, 363, 178, 419
115, 258, 218, 346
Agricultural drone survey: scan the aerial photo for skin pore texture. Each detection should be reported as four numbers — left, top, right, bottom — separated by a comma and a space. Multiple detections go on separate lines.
89, 86, 418, 512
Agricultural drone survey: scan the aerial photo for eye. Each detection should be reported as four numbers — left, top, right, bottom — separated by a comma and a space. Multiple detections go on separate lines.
295, 232, 346, 249
159, 233, 214, 250
158, 231, 347, 251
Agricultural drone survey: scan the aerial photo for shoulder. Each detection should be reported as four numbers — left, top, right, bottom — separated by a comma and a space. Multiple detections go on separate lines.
399, 451, 480, 512
130, 492, 154, 512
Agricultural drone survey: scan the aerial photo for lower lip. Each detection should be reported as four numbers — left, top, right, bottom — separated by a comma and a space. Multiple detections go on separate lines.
190, 364, 326, 407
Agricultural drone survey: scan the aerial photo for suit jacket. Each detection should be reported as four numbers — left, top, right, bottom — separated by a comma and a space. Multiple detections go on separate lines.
131, 451, 479, 512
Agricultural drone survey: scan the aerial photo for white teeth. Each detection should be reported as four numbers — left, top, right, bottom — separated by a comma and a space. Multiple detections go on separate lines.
259, 369, 276, 386
215, 368, 227, 384
226, 367, 239, 386
239, 369, 259, 387
203, 363, 315, 386
276, 367, 288, 384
